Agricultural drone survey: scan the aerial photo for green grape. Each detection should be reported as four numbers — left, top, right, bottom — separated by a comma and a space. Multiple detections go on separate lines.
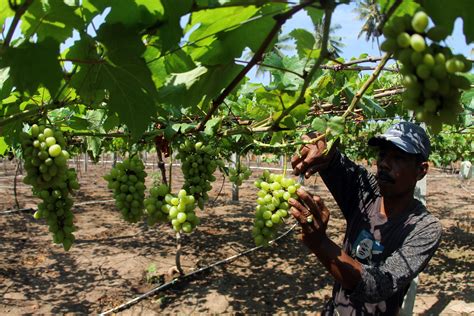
410, 51, 423, 65
411, 11, 429, 33
252, 172, 300, 246
422, 54, 435, 68
445, 58, 458, 73
424, 99, 438, 113
410, 34, 426, 52
380, 38, 397, 53
104, 156, 146, 223
416, 64, 431, 79
176, 138, 223, 209
424, 78, 439, 92
397, 32, 411, 48
228, 164, 252, 186
21, 124, 78, 251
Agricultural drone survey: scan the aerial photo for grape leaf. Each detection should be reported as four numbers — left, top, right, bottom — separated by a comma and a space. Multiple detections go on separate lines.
158, 0, 193, 52
186, 6, 263, 65
304, 6, 323, 26
2, 38, 63, 96
419, 0, 474, 44
158, 63, 243, 109
72, 23, 160, 139
0, 67, 12, 101
99, 0, 164, 28
0, 2, 14, 29
164, 50, 196, 73
289, 28, 316, 59
311, 117, 327, 132
21, 0, 83, 42
204, 117, 222, 136
0, 137, 8, 155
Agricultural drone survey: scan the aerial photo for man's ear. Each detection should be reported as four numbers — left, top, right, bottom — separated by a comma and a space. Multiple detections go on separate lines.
417, 161, 429, 180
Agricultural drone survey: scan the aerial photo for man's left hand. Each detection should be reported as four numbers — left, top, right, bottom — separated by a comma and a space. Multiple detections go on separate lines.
289, 188, 330, 249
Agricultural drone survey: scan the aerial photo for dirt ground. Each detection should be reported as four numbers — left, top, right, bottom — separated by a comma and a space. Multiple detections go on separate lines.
0, 157, 472, 315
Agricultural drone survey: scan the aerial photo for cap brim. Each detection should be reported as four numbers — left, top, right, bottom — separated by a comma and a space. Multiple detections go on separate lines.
368, 135, 420, 156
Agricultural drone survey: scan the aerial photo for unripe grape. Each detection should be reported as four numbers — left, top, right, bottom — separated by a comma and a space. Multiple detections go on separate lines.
411, 11, 429, 33
397, 32, 411, 48
410, 34, 426, 52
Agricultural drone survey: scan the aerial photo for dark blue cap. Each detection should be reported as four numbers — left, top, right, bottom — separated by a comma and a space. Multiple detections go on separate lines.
368, 121, 431, 160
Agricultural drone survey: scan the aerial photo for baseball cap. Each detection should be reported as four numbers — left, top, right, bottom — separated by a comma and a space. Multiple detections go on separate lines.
368, 121, 431, 160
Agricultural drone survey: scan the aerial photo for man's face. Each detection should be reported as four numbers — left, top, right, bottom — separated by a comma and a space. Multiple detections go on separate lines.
375, 143, 426, 198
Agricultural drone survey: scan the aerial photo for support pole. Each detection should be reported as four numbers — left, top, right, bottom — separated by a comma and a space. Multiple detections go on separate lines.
231, 153, 239, 201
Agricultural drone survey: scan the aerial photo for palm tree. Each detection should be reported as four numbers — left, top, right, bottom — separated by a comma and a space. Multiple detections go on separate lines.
313, 19, 345, 58
354, 0, 382, 42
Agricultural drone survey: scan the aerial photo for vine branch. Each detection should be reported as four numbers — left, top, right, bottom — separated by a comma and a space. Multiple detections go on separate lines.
341, 53, 391, 119
271, 4, 334, 129
194, 0, 317, 132
376, 0, 403, 35
1, 0, 33, 52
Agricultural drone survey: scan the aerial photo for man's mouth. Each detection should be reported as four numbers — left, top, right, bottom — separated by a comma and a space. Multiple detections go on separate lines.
376, 171, 395, 184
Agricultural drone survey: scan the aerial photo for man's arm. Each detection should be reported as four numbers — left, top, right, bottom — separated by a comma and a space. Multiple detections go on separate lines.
289, 191, 362, 290
292, 134, 377, 220
290, 191, 442, 303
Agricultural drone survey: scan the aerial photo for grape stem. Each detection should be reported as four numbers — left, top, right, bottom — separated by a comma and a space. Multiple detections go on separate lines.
341, 53, 392, 120
271, 6, 334, 130
174, 232, 185, 276
1, 0, 33, 52
194, 0, 318, 132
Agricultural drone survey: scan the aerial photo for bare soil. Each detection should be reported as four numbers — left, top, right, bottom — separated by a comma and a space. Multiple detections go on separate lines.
0, 157, 472, 315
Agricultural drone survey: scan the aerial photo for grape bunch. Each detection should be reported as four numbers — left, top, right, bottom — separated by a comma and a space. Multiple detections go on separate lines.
252, 170, 300, 246
103, 156, 147, 223
381, 10, 472, 132
228, 164, 252, 186
162, 189, 200, 233
20, 124, 79, 251
144, 183, 170, 225
176, 139, 224, 209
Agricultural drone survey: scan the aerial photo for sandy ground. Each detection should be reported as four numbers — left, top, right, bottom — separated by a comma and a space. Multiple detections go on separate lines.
0, 157, 472, 315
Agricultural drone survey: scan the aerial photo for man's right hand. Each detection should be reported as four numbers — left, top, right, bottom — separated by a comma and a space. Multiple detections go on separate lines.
291, 132, 337, 178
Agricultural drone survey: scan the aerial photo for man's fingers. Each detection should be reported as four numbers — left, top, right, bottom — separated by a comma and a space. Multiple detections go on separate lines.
295, 188, 326, 226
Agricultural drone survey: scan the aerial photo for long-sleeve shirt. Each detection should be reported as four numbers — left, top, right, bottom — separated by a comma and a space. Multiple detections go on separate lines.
318, 150, 442, 315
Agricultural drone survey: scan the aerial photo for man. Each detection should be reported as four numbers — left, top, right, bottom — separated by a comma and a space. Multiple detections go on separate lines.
289, 121, 442, 315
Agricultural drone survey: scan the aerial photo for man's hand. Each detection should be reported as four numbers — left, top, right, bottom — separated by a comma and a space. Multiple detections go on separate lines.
289, 188, 330, 249
291, 132, 336, 178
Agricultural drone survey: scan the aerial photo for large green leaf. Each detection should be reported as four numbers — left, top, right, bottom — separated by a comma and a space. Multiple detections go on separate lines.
69, 24, 159, 138
158, 63, 243, 109
289, 28, 316, 59
158, 0, 193, 52
97, 24, 159, 138
186, 4, 281, 65
66, 33, 106, 104
100, 0, 164, 27
419, 0, 474, 44
2, 38, 63, 96
0, 137, 8, 155
0, 67, 12, 101
21, 0, 83, 42
0, 2, 14, 29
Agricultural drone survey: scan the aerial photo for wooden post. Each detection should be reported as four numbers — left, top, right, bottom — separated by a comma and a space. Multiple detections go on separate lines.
231, 153, 239, 202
